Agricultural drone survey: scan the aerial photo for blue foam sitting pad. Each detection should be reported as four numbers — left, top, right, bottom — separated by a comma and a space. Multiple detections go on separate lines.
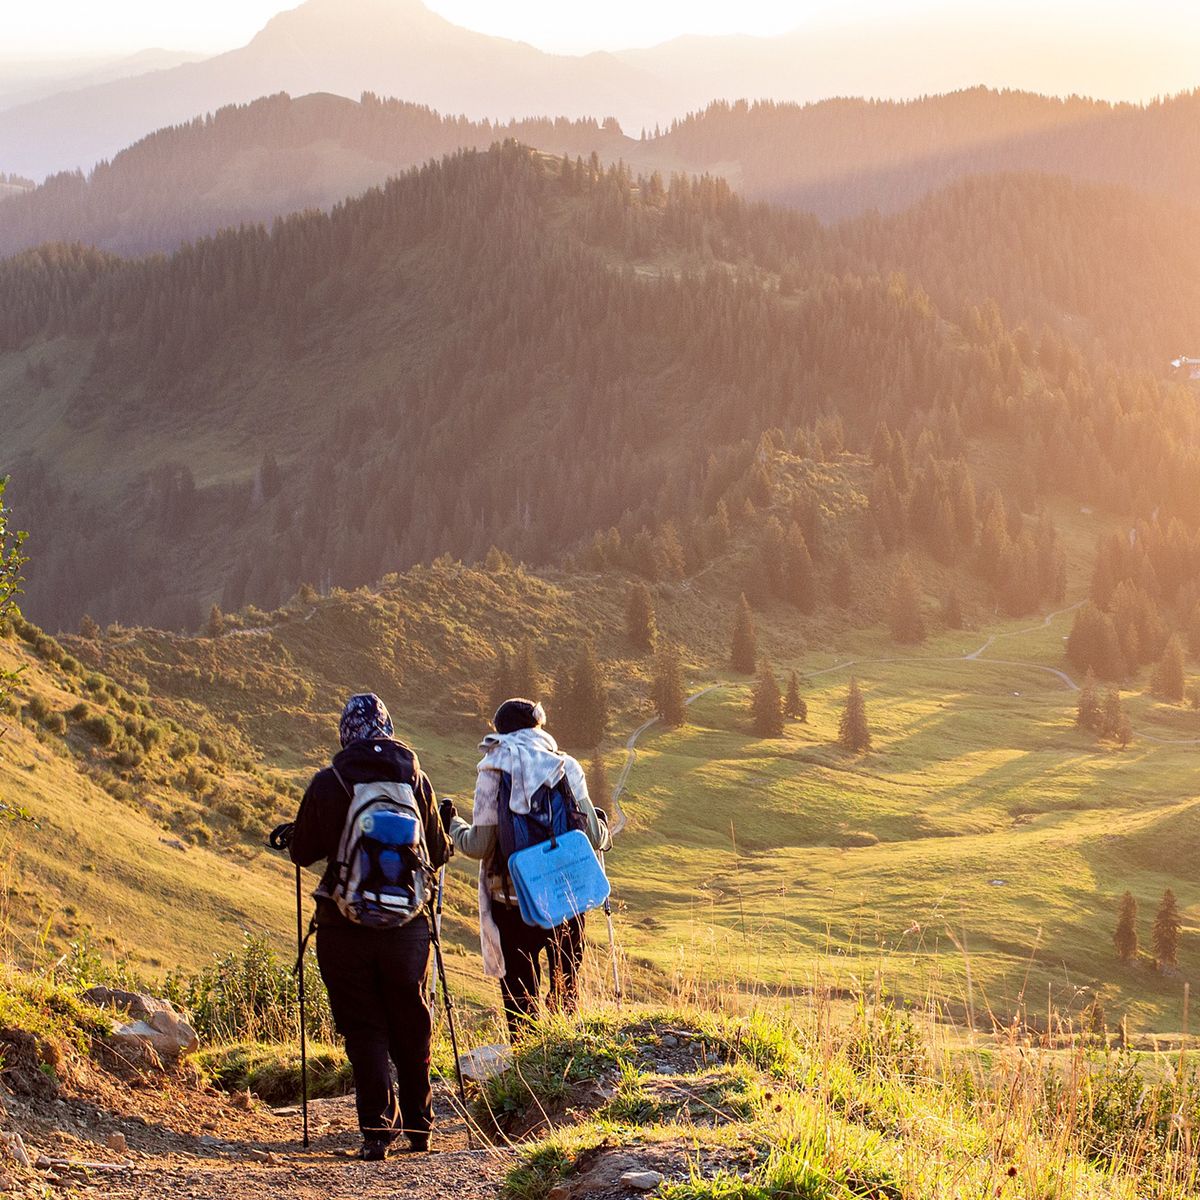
506, 829, 610, 929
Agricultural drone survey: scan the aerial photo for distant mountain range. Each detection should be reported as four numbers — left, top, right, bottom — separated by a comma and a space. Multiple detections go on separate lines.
1, 0, 1196, 181
0, 48, 206, 113
2, 86, 1197, 259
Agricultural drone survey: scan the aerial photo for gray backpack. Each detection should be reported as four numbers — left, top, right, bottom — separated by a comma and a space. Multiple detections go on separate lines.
316, 768, 432, 929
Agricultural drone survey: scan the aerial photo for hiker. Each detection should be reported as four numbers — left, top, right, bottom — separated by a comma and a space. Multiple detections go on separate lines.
440, 697, 610, 1038
289, 693, 450, 1161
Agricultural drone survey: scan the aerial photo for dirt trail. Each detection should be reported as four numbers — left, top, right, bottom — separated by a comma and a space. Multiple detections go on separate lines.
7, 1080, 509, 1200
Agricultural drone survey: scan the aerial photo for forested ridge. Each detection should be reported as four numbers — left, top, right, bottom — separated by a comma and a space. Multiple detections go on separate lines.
0, 91, 640, 257
0, 143, 1196, 636
658, 88, 1200, 218
3, 86, 1199, 258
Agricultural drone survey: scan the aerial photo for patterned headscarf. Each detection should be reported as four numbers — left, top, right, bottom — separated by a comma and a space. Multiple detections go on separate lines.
339, 693, 394, 748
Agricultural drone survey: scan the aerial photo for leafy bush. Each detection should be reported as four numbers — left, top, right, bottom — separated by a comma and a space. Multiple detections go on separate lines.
81, 713, 118, 746
164, 935, 335, 1045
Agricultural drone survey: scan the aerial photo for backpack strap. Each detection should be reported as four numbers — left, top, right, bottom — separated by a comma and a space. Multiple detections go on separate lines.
331, 765, 354, 799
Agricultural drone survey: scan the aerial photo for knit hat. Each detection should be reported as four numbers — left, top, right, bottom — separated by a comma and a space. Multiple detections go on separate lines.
339, 693, 394, 747
492, 698, 546, 735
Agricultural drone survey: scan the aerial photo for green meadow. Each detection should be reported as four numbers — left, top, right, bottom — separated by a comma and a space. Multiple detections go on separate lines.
609, 607, 1200, 1035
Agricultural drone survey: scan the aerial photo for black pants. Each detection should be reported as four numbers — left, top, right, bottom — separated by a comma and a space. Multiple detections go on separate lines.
492, 902, 585, 1038
315, 919, 433, 1141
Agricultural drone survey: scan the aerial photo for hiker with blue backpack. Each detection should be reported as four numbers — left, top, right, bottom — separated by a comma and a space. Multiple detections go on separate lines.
440, 698, 611, 1038
288, 693, 451, 1161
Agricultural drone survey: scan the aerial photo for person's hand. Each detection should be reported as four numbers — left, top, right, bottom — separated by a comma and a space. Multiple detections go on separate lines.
439, 798, 457, 829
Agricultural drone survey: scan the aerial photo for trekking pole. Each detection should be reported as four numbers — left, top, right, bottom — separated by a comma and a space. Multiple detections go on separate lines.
428, 865, 446, 1009
294, 863, 310, 1149
429, 915, 468, 1110
269, 823, 310, 1150
599, 850, 621, 1006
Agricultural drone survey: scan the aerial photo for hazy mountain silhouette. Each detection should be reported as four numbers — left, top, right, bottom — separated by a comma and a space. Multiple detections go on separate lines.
0, 49, 206, 113
2, 0, 1195, 181
0, 0, 653, 179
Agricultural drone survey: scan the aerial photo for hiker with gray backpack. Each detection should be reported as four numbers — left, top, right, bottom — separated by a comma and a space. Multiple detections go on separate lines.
288, 693, 451, 1161
441, 698, 611, 1038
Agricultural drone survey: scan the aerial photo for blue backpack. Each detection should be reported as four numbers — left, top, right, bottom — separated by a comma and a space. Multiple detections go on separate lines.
495, 770, 609, 928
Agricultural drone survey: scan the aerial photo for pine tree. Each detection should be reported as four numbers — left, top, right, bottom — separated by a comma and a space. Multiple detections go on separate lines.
552, 660, 578, 744
653, 643, 687, 727
512, 638, 542, 700
730, 594, 757, 674
204, 603, 224, 638
569, 642, 608, 749
1113, 891, 1138, 962
888, 558, 926, 644
625, 583, 657, 652
838, 677, 872, 753
1151, 888, 1182, 970
489, 646, 515, 713
752, 660, 785, 737
1101, 688, 1131, 745
78, 613, 101, 639
782, 524, 817, 613
1076, 669, 1102, 732
784, 671, 807, 722
1151, 634, 1186, 702
588, 752, 611, 815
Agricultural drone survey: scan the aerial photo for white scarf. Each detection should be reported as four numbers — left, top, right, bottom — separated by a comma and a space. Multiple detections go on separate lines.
476, 726, 565, 815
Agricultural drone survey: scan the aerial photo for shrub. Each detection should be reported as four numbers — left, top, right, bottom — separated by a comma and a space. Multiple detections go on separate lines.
81, 713, 118, 747
199, 737, 227, 765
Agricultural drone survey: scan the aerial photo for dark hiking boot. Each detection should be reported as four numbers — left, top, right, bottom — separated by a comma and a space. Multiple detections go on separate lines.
357, 1138, 390, 1162
406, 1132, 430, 1153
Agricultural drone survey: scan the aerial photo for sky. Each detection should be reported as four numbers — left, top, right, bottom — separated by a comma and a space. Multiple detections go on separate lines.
5, 0, 1198, 58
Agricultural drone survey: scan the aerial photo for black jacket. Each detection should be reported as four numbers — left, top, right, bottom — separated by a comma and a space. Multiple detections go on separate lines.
290, 738, 451, 925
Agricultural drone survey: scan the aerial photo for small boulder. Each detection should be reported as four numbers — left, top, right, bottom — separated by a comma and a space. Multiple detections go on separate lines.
105, 1131, 127, 1153
458, 1043, 514, 1083
619, 1169, 664, 1191
85, 988, 198, 1059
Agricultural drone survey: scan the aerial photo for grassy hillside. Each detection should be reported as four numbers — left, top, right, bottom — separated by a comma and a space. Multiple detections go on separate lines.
0, 469, 1184, 1035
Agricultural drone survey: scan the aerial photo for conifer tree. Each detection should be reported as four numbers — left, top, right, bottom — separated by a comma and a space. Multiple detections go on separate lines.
752, 660, 785, 737
782, 524, 817, 613
1151, 888, 1182, 970
731, 594, 757, 674
1113, 891, 1138, 962
489, 646, 515, 714
568, 642, 608, 749
1101, 688, 1132, 746
512, 638, 542, 700
653, 642, 687, 728
838, 677, 872, 753
889, 558, 926, 644
625, 583, 657, 652
589, 752, 611, 814
204, 603, 225, 638
78, 613, 101, 639
1076, 669, 1102, 732
1151, 634, 1186, 702
784, 671, 807, 722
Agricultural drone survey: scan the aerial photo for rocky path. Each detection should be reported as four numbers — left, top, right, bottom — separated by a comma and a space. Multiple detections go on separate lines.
6, 1080, 510, 1200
